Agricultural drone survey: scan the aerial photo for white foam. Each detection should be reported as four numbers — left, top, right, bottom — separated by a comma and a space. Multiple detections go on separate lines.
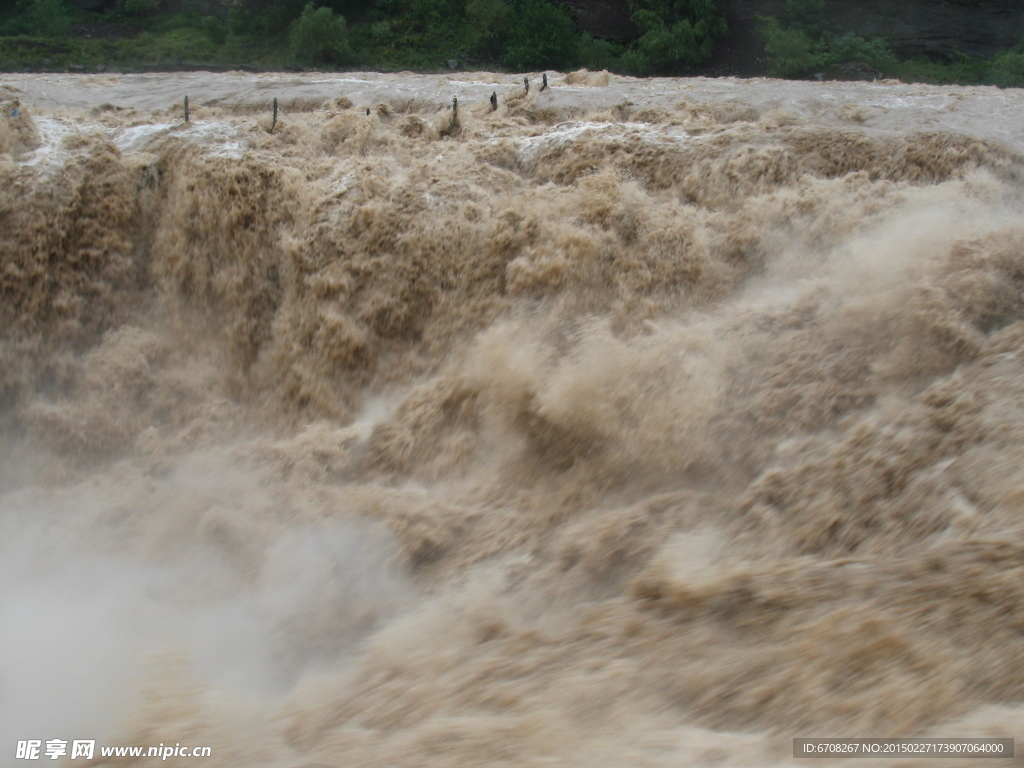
114, 120, 245, 158
23, 116, 77, 167
113, 121, 175, 152
513, 120, 693, 165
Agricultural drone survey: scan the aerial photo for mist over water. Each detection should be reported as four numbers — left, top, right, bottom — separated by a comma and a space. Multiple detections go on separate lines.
4, 70, 1024, 766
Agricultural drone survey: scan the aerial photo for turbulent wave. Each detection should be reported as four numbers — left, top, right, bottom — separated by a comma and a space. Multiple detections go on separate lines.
3, 71, 1024, 767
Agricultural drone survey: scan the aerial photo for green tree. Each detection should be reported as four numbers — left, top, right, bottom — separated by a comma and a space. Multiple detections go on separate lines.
987, 49, 1024, 87
621, 9, 718, 74
289, 3, 351, 64
757, 15, 898, 79
785, 0, 825, 34
236, 0, 332, 37
756, 15, 819, 77
227, 6, 255, 36
202, 15, 227, 44
826, 32, 897, 72
501, 0, 577, 70
577, 32, 621, 71
628, 0, 726, 33
623, 0, 726, 73
25, 0, 73, 36
465, 0, 511, 58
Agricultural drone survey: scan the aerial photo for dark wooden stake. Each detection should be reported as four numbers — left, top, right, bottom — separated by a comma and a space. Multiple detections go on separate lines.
270, 97, 278, 134
184, 95, 189, 123
541, 72, 548, 91
451, 95, 459, 128
524, 76, 529, 94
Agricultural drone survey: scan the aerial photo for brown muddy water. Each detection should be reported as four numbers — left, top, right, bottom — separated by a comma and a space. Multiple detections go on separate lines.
3, 69, 1024, 767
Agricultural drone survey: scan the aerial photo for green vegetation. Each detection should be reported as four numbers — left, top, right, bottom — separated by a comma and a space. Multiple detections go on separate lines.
501, 0, 576, 70
3, 0, 74, 37
621, 0, 725, 75
0, 0, 1023, 88
288, 3, 350, 65
755, 0, 895, 79
464, 0, 511, 60
0, 0, 723, 74
756, 17, 896, 79
756, 0, 1024, 87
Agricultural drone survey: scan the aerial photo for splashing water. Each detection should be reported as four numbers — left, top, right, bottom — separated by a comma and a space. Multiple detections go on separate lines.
3, 70, 1024, 767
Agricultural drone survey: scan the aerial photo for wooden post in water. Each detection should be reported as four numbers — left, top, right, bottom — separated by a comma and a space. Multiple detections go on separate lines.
490, 91, 498, 111
451, 95, 459, 129
541, 72, 548, 92
184, 95, 189, 123
524, 76, 529, 94
270, 97, 278, 134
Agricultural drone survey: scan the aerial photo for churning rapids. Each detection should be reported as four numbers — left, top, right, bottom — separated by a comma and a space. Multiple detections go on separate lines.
4, 69, 1024, 767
